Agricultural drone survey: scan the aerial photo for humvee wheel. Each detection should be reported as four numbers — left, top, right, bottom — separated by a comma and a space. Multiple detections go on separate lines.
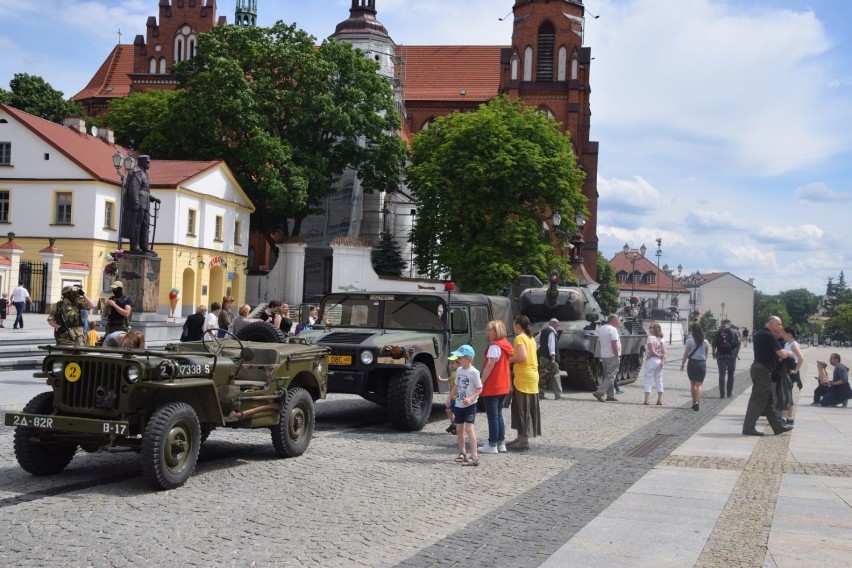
388, 362, 433, 431
141, 402, 201, 490
271, 387, 315, 458
235, 321, 288, 343
202, 328, 244, 357
13, 392, 77, 475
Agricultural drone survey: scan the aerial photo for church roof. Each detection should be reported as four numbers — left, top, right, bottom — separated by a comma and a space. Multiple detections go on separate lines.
72, 44, 135, 102
398, 45, 505, 102
334, 1, 389, 38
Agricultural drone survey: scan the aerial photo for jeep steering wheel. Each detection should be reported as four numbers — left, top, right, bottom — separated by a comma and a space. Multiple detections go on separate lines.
202, 329, 244, 357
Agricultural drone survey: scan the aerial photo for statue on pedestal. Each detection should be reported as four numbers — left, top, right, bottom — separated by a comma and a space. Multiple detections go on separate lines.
121, 155, 160, 255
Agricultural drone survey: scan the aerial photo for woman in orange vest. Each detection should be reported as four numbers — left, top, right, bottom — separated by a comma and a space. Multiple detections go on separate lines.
477, 320, 514, 454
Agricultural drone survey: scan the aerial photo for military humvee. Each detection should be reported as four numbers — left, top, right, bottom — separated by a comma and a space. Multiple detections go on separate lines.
4, 331, 329, 490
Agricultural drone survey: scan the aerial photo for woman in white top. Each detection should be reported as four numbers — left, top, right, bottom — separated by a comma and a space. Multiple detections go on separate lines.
680, 323, 710, 411
643, 323, 667, 405
779, 327, 804, 425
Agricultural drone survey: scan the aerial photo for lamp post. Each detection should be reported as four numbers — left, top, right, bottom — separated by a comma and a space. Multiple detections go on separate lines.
622, 242, 646, 307
721, 302, 726, 320
654, 238, 662, 308
663, 263, 682, 344
682, 271, 704, 322
112, 151, 136, 250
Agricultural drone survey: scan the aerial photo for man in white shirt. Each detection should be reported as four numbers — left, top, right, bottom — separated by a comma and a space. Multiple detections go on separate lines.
203, 302, 221, 334
10, 281, 30, 329
593, 314, 622, 402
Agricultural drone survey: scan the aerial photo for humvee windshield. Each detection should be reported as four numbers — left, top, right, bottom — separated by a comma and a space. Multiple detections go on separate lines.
320, 294, 447, 331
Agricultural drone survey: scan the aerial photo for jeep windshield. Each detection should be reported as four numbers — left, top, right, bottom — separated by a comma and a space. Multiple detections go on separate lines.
320, 294, 447, 331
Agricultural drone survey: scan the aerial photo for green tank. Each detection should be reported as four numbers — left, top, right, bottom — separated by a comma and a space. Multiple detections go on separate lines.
509, 272, 647, 391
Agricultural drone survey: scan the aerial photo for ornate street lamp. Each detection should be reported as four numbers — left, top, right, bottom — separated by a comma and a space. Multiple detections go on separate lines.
622, 242, 646, 304
654, 238, 662, 307
112, 151, 136, 250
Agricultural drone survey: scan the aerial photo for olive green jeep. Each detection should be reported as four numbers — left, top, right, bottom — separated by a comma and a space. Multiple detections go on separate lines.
4, 331, 329, 490
277, 291, 512, 432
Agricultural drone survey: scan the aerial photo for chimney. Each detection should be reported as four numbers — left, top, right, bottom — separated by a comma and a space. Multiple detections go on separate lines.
100, 127, 115, 144
64, 117, 86, 134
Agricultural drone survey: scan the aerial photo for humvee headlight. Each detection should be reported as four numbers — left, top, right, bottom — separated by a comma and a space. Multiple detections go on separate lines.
50, 360, 64, 376
125, 365, 141, 383
360, 350, 374, 365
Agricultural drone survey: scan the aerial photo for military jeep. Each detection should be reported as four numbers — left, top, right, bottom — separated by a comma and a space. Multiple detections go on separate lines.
286, 291, 512, 432
4, 331, 329, 490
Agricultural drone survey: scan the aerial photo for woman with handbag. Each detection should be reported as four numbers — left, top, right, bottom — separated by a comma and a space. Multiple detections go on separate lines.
680, 323, 710, 411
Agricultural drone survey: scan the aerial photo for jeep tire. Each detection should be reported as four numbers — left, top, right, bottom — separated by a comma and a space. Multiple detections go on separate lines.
13, 392, 77, 476
387, 362, 433, 431
141, 402, 201, 490
236, 321, 288, 343
271, 387, 314, 458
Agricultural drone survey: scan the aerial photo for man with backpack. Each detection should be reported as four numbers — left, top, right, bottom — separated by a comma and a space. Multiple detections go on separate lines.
713, 319, 740, 398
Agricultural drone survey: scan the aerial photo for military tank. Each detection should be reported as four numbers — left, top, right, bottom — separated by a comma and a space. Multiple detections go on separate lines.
509, 272, 647, 391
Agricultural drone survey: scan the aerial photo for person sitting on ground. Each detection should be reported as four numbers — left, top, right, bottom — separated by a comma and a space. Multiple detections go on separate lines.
230, 304, 253, 336
103, 330, 145, 349
812, 360, 830, 405
819, 353, 851, 407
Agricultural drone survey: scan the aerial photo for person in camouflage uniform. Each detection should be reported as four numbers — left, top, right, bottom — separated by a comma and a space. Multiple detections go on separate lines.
48, 286, 96, 346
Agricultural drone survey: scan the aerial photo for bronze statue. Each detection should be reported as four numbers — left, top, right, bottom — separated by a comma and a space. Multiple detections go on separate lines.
121, 155, 160, 254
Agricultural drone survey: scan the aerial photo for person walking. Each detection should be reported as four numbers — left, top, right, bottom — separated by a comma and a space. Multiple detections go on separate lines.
593, 314, 622, 402
478, 320, 513, 455
742, 316, 793, 436
712, 319, 740, 398
741, 327, 749, 347
643, 322, 666, 405
10, 281, 30, 329
681, 323, 710, 411
508, 315, 541, 449
103, 280, 133, 334
47, 285, 96, 346
538, 318, 562, 400
819, 353, 851, 407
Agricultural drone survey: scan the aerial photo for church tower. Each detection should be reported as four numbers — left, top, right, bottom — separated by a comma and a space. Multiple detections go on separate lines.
499, 0, 600, 280
235, 0, 257, 26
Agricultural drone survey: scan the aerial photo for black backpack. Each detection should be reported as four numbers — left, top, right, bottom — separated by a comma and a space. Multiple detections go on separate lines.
715, 327, 739, 354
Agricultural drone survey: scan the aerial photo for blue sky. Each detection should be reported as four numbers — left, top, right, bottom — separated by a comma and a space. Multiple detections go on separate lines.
1, 0, 850, 295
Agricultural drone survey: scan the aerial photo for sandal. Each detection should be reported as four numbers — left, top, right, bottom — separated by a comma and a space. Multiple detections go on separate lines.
462, 456, 479, 467
454, 453, 467, 463
656, 401, 663, 405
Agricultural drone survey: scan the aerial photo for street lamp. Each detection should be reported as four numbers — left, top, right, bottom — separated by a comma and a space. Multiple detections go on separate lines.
721, 302, 726, 320
654, 238, 662, 307
682, 271, 704, 321
112, 151, 136, 250
663, 263, 682, 344
622, 242, 646, 307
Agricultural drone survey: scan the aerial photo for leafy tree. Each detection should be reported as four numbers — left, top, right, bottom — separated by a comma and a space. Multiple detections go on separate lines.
105, 89, 177, 152
406, 96, 586, 294
825, 302, 852, 340
754, 290, 790, 329
777, 288, 819, 332
371, 231, 407, 277
698, 310, 718, 336
825, 272, 852, 317
595, 252, 620, 315
149, 22, 407, 245
0, 73, 81, 123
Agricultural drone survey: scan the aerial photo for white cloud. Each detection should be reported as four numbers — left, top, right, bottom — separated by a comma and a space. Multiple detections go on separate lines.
794, 182, 852, 202
756, 223, 824, 244
685, 210, 749, 232
597, 175, 662, 215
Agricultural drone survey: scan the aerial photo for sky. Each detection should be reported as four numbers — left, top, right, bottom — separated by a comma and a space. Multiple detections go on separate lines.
1, 0, 851, 295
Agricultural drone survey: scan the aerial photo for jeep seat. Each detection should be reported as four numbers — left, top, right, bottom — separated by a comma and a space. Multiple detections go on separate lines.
234, 347, 281, 389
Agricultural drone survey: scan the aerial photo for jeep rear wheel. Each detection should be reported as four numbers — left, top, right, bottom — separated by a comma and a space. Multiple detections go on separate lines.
141, 402, 201, 490
387, 362, 433, 431
271, 387, 314, 458
235, 321, 288, 343
13, 392, 77, 476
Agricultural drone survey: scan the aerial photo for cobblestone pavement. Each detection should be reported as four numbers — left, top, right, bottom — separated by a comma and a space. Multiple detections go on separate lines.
2, 347, 847, 567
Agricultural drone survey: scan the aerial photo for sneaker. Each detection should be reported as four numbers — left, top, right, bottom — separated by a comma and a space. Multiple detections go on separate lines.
785, 418, 795, 425
606, 396, 619, 402
497, 442, 507, 453
478, 443, 498, 454
593, 392, 605, 402
692, 402, 699, 411
446, 424, 456, 434
615, 387, 624, 395
727, 394, 733, 398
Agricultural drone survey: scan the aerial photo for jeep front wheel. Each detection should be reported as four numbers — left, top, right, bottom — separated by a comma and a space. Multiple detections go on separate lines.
141, 402, 201, 490
271, 387, 314, 458
387, 362, 433, 431
13, 392, 77, 476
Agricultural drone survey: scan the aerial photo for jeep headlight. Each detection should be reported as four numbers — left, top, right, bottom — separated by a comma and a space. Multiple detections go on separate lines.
360, 350, 374, 365
50, 360, 64, 377
124, 365, 142, 383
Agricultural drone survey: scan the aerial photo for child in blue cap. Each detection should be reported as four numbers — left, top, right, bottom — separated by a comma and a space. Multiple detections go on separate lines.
448, 344, 482, 466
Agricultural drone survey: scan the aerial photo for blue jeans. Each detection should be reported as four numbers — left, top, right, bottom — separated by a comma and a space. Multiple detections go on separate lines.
482, 394, 507, 445
12, 302, 24, 328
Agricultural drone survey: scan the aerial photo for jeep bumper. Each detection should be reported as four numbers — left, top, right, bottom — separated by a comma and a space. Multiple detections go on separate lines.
5, 412, 131, 436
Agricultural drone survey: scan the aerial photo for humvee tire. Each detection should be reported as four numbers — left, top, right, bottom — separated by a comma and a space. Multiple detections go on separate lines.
271, 387, 314, 458
236, 321, 288, 343
141, 402, 201, 490
387, 362, 433, 431
13, 392, 77, 475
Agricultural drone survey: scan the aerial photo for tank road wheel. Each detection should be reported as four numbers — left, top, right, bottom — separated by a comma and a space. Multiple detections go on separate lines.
235, 321, 288, 343
592, 358, 605, 387
271, 387, 315, 458
13, 392, 77, 476
388, 362, 433, 431
141, 402, 201, 490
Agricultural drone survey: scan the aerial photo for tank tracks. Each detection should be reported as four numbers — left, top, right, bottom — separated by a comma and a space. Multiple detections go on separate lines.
561, 352, 643, 391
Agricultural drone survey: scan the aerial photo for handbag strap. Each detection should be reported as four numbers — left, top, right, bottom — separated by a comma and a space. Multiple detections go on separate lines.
688, 340, 702, 360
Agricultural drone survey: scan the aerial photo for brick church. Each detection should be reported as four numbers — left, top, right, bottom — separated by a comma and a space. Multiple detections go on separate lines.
73, 0, 601, 290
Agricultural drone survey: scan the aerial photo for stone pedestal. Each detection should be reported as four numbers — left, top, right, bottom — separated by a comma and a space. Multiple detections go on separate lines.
119, 254, 161, 312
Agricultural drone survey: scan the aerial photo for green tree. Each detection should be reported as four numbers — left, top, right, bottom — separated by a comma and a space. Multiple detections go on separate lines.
698, 310, 718, 336
105, 89, 177, 152
595, 252, 620, 315
406, 96, 586, 294
150, 22, 407, 244
825, 302, 852, 340
777, 288, 820, 332
0, 73, 81, 123
371, 231, 407, 277
754, 290, 790, 329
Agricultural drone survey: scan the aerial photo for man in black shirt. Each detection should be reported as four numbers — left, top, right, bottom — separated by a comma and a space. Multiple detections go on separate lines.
104, 280, 133, 334
743, 316, 793, 436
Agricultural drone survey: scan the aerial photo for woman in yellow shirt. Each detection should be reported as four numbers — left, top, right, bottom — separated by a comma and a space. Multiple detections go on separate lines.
508, 315, 541, 449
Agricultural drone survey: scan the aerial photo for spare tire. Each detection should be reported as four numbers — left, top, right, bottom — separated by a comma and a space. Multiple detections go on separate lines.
235, 321, 288, 343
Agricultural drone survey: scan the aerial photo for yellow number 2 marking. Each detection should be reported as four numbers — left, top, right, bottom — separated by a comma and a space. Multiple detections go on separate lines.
65, 362, 82, 383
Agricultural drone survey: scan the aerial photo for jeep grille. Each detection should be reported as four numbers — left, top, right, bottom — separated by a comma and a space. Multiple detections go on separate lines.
319, 332, 374, 345
60, 360, 123, 411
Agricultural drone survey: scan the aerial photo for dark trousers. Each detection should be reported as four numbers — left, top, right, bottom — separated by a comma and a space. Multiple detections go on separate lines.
717, 357, 736, 396
482, 394, 507, 445
813, 384, 830, 404
12, 301, 24, 328
820, 388, 849, 407
743, 362, 786, 434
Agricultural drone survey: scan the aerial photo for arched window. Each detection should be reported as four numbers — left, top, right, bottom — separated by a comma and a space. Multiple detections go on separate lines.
188, 34, 197, 59
159, 58, 167, 74
537, 21, 555, 82
557, 47, 567, 81
537, 105, 555, 119
421, 117, 435, 131
523, 46, 533, 81
617, 272, 627, 284
149, 57, 157, 74
571, 57, 579, 80
511, 54, 519, 81
174, 25, 195, 63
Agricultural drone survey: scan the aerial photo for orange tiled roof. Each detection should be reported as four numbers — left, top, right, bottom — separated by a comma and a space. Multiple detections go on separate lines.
60, 261, 90, 271
398, 45, 505, 102
1, 104, 221, 187
609, 253, 689, 294
72, 44, 134, 102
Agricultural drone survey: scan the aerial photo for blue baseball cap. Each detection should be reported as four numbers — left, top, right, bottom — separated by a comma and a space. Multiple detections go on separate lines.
452, 344, 475, 358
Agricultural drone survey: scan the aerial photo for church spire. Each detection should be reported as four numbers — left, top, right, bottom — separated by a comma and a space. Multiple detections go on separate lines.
235, 0, 257, 27
334, 0, 388, 38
